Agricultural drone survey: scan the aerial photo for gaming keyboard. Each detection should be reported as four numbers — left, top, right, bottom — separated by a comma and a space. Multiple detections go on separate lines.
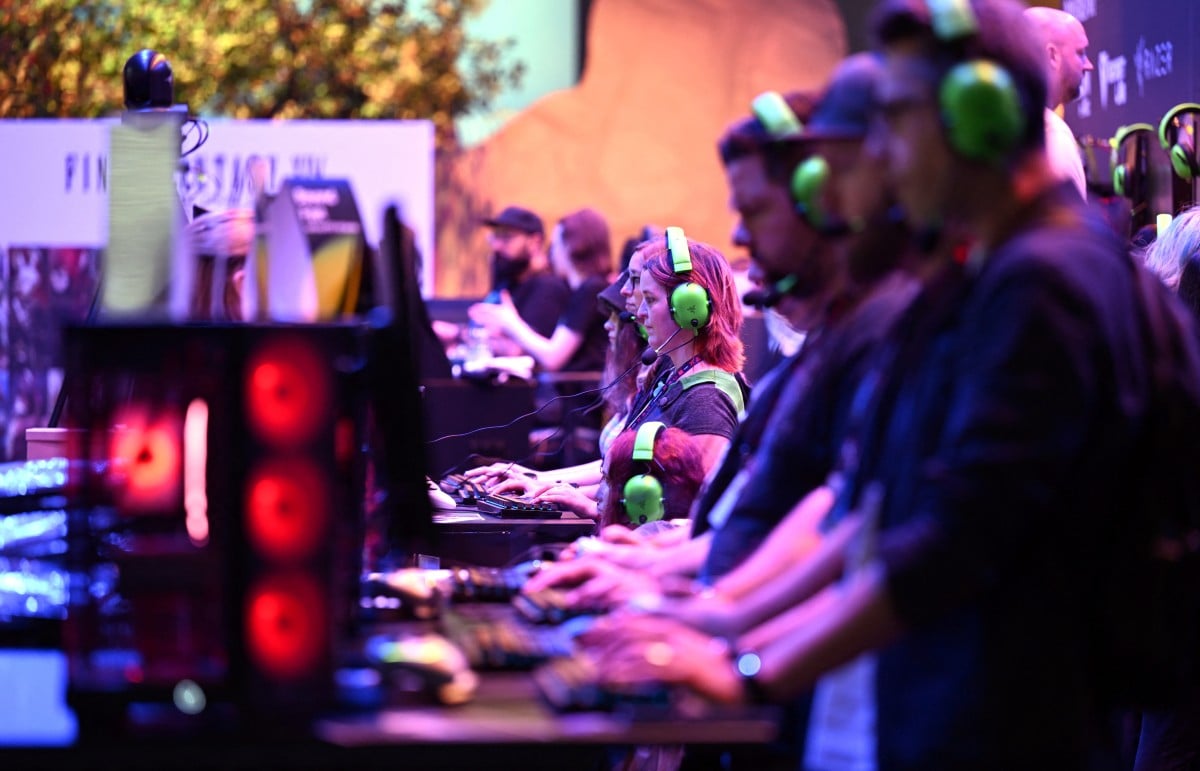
474, 493, 563, 519
533, 654, 672, 712
441, 608, 574, 671
439, 473, 486, 505
439, 474, 564, 518
512, 588, 606, 626
449, 565, 529, 602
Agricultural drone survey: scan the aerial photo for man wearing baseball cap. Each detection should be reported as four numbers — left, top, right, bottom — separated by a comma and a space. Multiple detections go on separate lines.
481, 205, 568, 349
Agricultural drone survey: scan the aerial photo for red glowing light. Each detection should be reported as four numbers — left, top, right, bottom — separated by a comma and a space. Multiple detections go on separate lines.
244, 574, 327, 680
244, 459, 329, 562
109, 406, 182, 513
244, 337, 331, 447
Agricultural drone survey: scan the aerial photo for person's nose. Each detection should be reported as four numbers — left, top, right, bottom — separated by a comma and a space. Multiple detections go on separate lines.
731, 221, 751, 249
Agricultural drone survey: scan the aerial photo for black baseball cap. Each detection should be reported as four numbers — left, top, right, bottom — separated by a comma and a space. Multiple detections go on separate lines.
804, 52, 884, 140
597, 271, 627, 314
482, 206, 544, 236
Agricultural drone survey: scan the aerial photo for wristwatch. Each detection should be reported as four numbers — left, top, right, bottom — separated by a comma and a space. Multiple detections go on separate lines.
735, 650, 770, 704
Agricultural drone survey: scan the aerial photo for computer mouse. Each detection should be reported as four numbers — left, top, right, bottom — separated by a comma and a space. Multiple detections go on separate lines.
365, 632, 479, 706
426, 476, 457, 509
361, 568, 451, 620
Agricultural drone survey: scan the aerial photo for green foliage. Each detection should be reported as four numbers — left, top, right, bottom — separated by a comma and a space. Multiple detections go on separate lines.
0, 0, 523, 145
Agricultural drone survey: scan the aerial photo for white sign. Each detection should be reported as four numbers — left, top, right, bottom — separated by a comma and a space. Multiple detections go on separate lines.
0, 118, 436, 293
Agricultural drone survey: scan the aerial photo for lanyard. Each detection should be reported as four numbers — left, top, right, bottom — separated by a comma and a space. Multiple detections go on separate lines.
627, 355, 703, 430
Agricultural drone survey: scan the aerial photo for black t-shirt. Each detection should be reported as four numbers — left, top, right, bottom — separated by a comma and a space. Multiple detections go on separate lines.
836, 185, 1156, 765
559, 276, 610, 373
689, 350, 808, 537
699, 272, 918, 581
511, 270, 569, 339
628, 366, 746, 441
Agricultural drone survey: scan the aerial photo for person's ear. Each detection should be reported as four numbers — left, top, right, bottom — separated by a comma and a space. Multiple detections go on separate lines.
1046, 42, 1061, 69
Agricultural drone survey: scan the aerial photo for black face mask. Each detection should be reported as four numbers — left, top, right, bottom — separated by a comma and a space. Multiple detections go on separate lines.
491, 250, 532, 291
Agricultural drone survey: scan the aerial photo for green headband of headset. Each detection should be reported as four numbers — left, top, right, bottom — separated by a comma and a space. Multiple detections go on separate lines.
1110, 123, 1155, 196
1158, 103, 1200, 181
666, 226, 692, 272
751, 91, 805, 139
928, 0, 979, 39
664, 226, 711, 332
926, 0, 1026, 164
623, 421, 666, 524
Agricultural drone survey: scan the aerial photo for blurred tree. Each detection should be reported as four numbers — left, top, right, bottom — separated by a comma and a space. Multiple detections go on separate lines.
0, 0, 523, 146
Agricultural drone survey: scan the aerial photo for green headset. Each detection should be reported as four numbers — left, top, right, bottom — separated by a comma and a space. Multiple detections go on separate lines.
750, 91, 833, 229
621, 420, 667, 524
926, 0, 1027, 164
1110, 123, 1155, 197
664, 226, 712, 333
1158, 103, 1200, 181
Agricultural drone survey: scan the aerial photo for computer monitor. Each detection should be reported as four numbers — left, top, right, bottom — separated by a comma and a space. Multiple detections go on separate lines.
371, 207, 536, 479
366, 205, 437, 563
370, 205, 451, 380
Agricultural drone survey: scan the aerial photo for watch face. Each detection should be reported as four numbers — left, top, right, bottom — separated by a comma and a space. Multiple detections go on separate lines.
736, 651, 762, 677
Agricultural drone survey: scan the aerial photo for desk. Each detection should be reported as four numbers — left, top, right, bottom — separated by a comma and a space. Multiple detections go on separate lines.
432, 511, 596, 566
317, 672, 778, 746
321, 603, 778, 759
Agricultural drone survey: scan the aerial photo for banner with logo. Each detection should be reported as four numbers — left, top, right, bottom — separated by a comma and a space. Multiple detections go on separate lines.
0, 118, 434, 461
1066, 0, 1197, 144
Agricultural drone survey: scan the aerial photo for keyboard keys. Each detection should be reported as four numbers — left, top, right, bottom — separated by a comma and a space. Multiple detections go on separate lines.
533, 654, 672, 712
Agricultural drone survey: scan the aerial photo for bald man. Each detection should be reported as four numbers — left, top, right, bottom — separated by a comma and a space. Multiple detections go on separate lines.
1026, 6, 1094, 199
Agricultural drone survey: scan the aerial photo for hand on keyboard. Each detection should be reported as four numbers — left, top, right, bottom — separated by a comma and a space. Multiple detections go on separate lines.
512, 588, 607, 625
573, 614, 746, 706
441, 609, 574, 671
475, 493, 563, 519
533, 653, 672, 713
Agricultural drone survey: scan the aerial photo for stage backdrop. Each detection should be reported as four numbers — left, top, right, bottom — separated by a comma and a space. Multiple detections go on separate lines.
1064, 0, 1197, 141
0, 118, 434, 462
1064, 0, 1197, 213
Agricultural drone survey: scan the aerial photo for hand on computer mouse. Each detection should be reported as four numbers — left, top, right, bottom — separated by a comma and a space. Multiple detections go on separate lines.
425, 476, 457, 509
362, 568, 450, 620
365, 632, 478, 705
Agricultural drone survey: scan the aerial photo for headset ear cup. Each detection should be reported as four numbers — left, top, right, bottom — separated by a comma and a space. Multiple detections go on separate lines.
670, 282, 712, 331
1170, 145, 1194, 181
1157, 103, 1200, 179
1170, 129, 1197, 181
939, 60, 1025, 162
791, 156, 830, 228
1113, 163, 1127, 197
622, 474, 664, 524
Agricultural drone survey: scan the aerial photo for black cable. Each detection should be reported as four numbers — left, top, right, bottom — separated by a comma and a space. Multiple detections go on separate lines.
426, 334, 694, 447
430, 336, 694, 480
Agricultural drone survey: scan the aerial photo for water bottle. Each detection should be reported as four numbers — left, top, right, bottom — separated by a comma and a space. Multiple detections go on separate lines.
463, 289, 502, 372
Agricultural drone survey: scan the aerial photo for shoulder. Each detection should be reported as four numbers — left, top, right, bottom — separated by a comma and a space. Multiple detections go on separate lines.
523, 271, 570, 294
985, 198, 1125, 294
838, 272, 921, 348
567, 277, 608, 306
661, 370, 744, 421
659, 383, 740, 439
